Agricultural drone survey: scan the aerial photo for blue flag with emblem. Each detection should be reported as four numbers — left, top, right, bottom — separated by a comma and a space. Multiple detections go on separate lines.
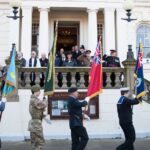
134, 42, 145, 98
2, 45, 16, 97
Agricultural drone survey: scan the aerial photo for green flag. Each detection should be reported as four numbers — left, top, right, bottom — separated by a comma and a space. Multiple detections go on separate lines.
44, 21, 58, 95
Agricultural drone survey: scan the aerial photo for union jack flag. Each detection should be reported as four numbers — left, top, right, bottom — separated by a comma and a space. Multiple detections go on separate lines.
93, 42, 101, 65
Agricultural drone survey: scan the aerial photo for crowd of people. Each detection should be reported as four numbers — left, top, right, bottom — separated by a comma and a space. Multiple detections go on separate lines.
55, 45, 121, 67
55, 45, 92, 67
17, 44, 121, 68
0, 44, 121, 88
0, 44, 121, 70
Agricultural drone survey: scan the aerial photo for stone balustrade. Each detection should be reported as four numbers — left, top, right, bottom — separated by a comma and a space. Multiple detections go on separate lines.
18, 67, 126, 89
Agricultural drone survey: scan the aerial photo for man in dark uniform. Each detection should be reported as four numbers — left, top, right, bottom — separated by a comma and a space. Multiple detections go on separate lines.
107, 49, 121, 67
67, 87, 89, 150
116, 87, 142, 150
106, 49, 121, 86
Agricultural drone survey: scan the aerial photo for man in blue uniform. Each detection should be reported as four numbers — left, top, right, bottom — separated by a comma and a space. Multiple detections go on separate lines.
67, 87, 89, 150
116, 87, 142, 150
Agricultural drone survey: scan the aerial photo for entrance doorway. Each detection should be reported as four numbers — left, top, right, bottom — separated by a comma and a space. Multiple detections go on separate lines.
56, 21, 79, 53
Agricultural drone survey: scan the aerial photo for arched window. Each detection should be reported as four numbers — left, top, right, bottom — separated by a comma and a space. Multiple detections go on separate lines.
136, 24, 150, 60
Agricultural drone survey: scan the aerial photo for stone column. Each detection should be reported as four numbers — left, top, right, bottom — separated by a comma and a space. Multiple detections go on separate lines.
38, 7, 49, 56
9, 9, 20, 52
116, 9, 128, 63
87, 9, 98, 56
104, 8, 115, 55
21, 7, 33, 60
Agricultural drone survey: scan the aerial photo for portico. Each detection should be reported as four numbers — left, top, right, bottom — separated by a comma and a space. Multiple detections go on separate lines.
19, 4, 117, 59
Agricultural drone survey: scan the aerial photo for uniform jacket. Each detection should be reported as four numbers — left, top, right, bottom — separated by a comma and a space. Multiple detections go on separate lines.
77, 54, 91, 66
20, 58, 26, 67
28, 95, 47, 132
40, 58, 48, 67
72, 51, 81, 60
117, 96, 139, 124
68, 96, 87, 128
63, 59, 77, 67
27, 58, 41, 67
106, 56, 121, 67
0, 101, 5, 112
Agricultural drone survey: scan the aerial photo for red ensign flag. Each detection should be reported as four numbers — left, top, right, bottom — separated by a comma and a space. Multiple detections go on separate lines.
86, 41, 103, 98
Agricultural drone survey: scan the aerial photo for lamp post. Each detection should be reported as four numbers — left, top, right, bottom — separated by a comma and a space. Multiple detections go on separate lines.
7, 0, 23, 57
5, 0, 22, 101
122, 0, 137, 60
7, 0, 22, 20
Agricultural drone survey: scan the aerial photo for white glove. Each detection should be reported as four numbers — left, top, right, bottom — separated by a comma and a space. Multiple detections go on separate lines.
132, 94, 136, 98
85, 97, 90, 103
43, 116, 52, 124
2, 97, 7, 103
84, 114, 90, 121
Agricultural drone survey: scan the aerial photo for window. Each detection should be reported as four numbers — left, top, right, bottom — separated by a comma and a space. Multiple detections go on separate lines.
32, 23, 39, 52
136, 24, 150, 60
97, 23, 103, 37
97, 23, 104, 52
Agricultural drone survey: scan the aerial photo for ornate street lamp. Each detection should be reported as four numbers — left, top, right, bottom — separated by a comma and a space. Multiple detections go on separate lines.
7, 0, 22, 20
7, 0, 23, 59
122, 0, 137, 60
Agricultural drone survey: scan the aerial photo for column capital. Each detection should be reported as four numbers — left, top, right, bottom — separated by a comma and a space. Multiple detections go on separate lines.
87, 8, 99, 13
21, 6, 33, 11
38, 7, 50, 12
104, 7, 115, 13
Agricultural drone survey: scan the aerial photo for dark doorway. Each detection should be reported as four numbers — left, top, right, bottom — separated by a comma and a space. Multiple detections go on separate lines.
56, 21, 79, 53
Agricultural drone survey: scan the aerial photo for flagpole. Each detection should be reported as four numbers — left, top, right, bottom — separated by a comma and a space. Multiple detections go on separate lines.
44, 20, 58, 96
0, 111, 3, 122
84, 35, 102, 112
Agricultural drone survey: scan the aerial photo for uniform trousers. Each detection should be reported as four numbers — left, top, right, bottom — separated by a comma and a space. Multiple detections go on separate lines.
30, 131, 45, 150
116, 123, 136, 150
71, 126, 89, 150
0, 138, 1, 149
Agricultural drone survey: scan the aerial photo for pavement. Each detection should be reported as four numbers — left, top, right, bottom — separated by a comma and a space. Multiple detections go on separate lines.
1, 139, 150, 150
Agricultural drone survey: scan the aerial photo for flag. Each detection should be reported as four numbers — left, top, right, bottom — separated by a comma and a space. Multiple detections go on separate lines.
2, 45, 16, 97
86, 40, 103, 98
134, 42, 145, 98
44, 21, 58, 95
